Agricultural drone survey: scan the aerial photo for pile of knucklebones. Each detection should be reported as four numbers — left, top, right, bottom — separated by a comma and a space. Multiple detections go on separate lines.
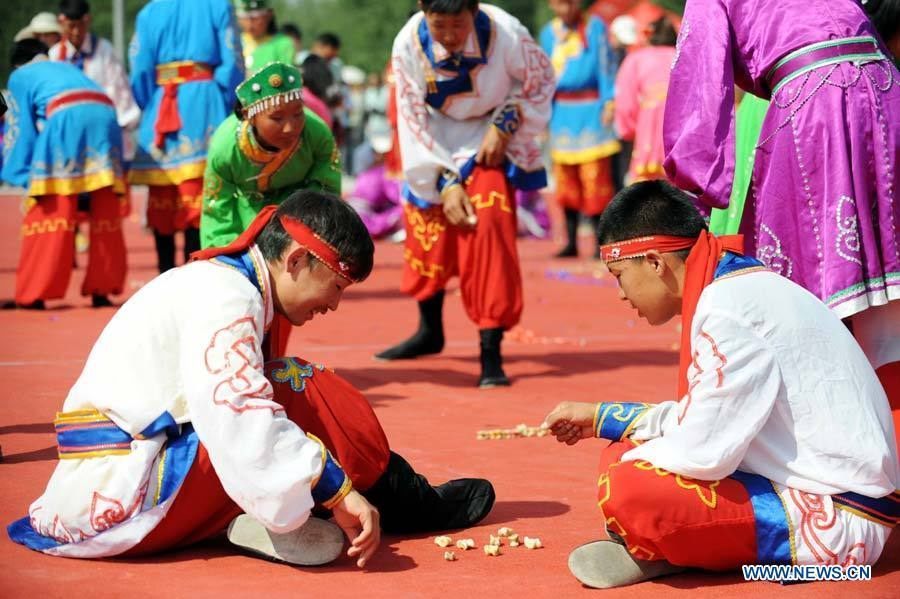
434, 527, 543, 561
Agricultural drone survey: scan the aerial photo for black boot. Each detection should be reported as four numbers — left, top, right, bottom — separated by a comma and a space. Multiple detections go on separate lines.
374, 291, 445, 360
590, 214, 603, 259
362, 452, 495, 534
91, 294, 114, 308
478, 327, 510, 388
554, 208, 579, 258
153, 231, 176, 273
182, 227, 200, 264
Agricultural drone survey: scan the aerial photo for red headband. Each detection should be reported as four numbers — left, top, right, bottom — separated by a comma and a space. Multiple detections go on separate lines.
191, 205, 357, 283
279, 215, 356, 283
599, 235, 696, 263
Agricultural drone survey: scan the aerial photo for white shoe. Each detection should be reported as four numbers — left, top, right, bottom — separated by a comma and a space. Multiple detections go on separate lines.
568, 540, 685, 588
227, 515, 345, 566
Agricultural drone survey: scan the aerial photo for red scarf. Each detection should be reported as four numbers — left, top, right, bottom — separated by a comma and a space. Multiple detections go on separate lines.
677, 232, 744, 397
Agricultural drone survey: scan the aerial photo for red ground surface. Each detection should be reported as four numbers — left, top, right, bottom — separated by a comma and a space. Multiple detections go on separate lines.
0, 193, 896, 598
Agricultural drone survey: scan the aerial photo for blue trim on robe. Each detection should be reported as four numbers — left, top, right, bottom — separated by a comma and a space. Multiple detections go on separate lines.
402, 156, 547, 208
211, 251, 262, 296
714, 252, 765, 279
7, 424, 199, 553
137, 411, 181, 439
418, 10, 492, 110
311, 450, 350, 507
832, 490, 900, 527
594, 402, 650, 441
730, 470, 793, 564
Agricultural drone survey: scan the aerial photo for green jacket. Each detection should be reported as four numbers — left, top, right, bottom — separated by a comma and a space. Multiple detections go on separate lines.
245, 33, 296, 71
200, 110, 341, 249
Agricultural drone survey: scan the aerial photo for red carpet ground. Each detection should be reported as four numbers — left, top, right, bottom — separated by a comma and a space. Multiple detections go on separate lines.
0, 193, 896, 597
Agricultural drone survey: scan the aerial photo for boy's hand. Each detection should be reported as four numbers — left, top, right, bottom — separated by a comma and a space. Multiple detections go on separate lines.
541, 401, 598, 445
442, 185, 477, 227
332, 490, 380, 568
476, 125, 509, 168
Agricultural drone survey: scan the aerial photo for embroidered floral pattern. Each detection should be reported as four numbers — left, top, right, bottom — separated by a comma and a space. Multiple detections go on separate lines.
835, 195, 862, 265
757, 223, 794, 278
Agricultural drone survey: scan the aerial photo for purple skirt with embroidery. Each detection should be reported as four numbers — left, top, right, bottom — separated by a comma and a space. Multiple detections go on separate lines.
743, 58, 900, 319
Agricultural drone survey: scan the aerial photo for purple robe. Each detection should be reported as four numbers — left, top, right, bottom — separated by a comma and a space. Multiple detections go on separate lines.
664, 0, 900, 319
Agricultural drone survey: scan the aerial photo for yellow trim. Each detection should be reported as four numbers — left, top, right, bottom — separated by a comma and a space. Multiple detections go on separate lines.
128, 162, 207, 186
550, 140, 622, 165
29, 172, 126, 197
54, 409, 110, 426
306, 433, 329, 489
772, 482, 799, 564
591, 403, 602, 437
154, 446, 168, 505
620, 406, 650, 440
58, 448, 131, 460
322, 475, 353, 510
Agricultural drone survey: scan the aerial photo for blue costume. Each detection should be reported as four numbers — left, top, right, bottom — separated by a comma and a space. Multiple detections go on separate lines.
539, 15, 619, 164
128, 0, 244, 185
2, 59, 127, 307
2, 60, 124, 196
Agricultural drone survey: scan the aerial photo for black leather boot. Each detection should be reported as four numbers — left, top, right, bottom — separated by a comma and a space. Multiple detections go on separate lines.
478, 327, 510, 388
375, 291, 445, 360
183, 227, 201, 264
554, 208, 579, 258
362, 452, 495, 534
153, 231, 176, 273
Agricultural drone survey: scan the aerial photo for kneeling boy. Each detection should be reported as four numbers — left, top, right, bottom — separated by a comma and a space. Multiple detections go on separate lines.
543, 181, 899, 588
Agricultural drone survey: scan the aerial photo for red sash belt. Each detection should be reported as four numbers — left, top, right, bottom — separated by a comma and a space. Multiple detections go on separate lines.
555, 89, 600, 101
46, 90, 114, 119
153, 61, 214, 148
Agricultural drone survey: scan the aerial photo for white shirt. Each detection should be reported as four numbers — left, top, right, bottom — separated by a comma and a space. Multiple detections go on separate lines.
27, 246, 330, 557
391, 5, 556, 204
50, 35, 140, 159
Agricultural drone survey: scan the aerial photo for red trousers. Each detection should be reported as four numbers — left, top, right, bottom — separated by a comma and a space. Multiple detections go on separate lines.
16, 188, 126, 304
146, 179, 202, 234
401, 166, 522, 329
553, 158, 615, 216
125, 358, 390, 556
597, 441, 758, 570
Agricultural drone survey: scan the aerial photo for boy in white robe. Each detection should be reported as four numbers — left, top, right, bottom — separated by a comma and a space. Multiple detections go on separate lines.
542, 180, 899, 588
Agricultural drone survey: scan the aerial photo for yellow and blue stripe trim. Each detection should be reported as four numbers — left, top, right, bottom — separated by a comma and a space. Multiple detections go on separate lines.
593, 402, 651, 441
307, 433, 352, 510
832, 490, 900, 528
730, 471, 794, 564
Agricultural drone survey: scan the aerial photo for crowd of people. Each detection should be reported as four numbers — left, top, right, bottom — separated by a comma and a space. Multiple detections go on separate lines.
2, 0, 899, 591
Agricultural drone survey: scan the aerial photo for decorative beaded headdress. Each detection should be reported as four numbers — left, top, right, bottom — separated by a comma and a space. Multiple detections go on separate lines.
235, 0, 270, 17
236, 62, 304, 119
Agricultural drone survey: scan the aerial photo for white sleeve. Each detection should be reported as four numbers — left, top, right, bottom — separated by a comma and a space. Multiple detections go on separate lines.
392, 27, 456, 203
619, 309, 783, 480
179, 281, 344, 533
98, 40, 141, 130
497, 16, 555, 139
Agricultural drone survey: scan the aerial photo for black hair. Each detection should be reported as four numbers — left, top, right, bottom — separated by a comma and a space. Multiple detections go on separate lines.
314, 32, 341, 49
267, 12, 278, 36
597, 180, 706, 260
10, 39, 49, 69
864, 0, 900, 46
257, 190, 374, 282
280, 22, 302, 41
648, 16, 677, 47
59, 0, 90, 19
301, 54, 334, 100
420, 0, 478, 14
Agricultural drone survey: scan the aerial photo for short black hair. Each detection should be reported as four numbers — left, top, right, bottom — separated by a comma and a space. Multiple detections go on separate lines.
59, 0, 91, 19
315, 32, 341, 49
280, 22, 302, 41
257, 190, 374, 282
597, 180, 706, 259
420, 0, 479, 14
301, 54, 334, 100
865, 0, 900, 44
648, 16, 677, 47
10, 39, 49, 69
